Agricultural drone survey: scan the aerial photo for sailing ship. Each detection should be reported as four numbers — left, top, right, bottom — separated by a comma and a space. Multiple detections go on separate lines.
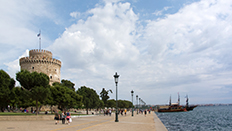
158, 94, 197, 112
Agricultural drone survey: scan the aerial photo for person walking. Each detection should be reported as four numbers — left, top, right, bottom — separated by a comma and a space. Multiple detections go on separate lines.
54, 110, 60, 125
109, 109, 111, 116
60, 111, 66, 124
66, 110, 71, 125
144, 109, 147, 117
120, 109, 123, 116
124, 109, 127, 116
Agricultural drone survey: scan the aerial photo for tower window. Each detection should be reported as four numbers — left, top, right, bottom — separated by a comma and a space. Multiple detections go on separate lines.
50, 76, 52, 79
55, 69, 56, 71
32, 67, 34, 69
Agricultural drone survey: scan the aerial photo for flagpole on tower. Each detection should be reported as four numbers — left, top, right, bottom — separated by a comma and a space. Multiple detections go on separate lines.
37, 30, 41, 50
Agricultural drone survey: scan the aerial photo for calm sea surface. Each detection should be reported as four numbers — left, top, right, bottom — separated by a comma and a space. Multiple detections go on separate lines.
156, 106, 232, 131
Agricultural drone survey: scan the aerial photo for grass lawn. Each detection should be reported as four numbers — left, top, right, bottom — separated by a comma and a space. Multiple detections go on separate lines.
0, 112, 37, 115
0, 112, 90, 116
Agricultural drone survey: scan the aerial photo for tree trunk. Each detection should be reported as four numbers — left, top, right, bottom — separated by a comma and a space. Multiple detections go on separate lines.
50, 105, 53, 114
1, 107, 4, 112
36, 99, 38, 115
86, 108, 88, 114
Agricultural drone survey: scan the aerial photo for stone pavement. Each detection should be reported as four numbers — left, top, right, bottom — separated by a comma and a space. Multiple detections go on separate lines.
0, 112, 167, 131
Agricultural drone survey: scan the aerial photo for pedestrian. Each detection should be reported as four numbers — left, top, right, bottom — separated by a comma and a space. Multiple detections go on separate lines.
121, 109, 123, 116
144, 109, 147, 117
66, 110, 71, 125
60, 111, 66, 124
109, 109, 111, 116
124, 109, 127, 116
54, 110, 60, 124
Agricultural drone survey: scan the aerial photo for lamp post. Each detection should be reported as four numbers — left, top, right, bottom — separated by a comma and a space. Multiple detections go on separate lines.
131, 90, 134, 116
114, 72, 119, 122
139, 98, 141, 113
136, 95, 138, 114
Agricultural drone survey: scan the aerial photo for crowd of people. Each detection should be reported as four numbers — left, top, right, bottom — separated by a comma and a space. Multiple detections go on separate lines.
103, 109, 112, 116
102, 108, 151, 117
53, 108, 151, 125
54, 110, 72, 125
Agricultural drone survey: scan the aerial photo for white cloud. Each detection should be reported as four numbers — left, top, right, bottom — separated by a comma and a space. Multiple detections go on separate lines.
48, 1, 141, 100
4, 49, 29, 86
153, 6, 172, 16
70, 12, 81, 19
136, 0, 232, 104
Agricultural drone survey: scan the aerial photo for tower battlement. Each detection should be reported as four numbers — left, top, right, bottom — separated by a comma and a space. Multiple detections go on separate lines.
29, 49, 53, 59
19, 57, 62, 67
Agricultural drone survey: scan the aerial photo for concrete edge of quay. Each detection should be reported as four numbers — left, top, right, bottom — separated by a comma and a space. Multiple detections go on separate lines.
153, 112, 168, 131
0, 115, 54, 121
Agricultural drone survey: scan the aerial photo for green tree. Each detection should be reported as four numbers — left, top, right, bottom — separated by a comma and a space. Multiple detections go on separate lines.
97, 100, 104, 109
100, 88, 112, 107
76, 86, 100, 114
61, 79, 75, 91
118, 100, 132, 109
0, 69, 15, 112
10, 86, 24, 110
51, 83, 82, 111
107, 99, 116, 108
16, 70, 50, 115
17, 89, 33, 109
43, 88, 54, 114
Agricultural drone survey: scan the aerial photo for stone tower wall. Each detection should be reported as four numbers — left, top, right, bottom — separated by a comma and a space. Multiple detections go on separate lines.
19, 49, 61, 85
29, 49, 53, 59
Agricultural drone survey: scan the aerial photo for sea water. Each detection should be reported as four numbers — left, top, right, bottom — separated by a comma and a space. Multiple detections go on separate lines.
156, 106, 232, 131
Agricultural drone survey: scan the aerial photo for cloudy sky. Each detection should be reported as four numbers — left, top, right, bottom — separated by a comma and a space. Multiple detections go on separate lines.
1, 0, 232, 105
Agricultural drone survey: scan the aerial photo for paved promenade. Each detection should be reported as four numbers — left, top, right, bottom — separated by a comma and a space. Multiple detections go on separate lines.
0, 112, 167, 131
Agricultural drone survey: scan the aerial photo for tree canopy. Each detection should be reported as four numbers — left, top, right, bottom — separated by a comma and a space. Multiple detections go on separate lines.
51, 83, 82, 111
0, 69, 15, 111
76, 86, 100, 114
0, 69, 134, 113
61, 79, 75, 91
100, 88, 112, 107
118, 100, 133, 109
16, 70, 50, 115
107, 99, 116, 108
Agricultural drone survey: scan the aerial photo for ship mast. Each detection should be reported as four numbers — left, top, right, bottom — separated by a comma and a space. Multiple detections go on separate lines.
169, 95, 171, 106
186, 95, 189, 107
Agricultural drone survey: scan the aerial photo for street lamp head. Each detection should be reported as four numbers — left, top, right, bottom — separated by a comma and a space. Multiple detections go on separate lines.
131, 90, 134, 94
136, 95, 138, 98
114, 72, 119, 84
